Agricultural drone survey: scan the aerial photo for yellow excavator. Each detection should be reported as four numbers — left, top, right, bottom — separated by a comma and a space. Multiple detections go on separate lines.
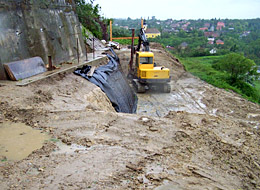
129, 20, 171, 93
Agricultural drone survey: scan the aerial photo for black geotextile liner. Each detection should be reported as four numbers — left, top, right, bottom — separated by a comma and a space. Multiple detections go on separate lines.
74, 49, 138, 113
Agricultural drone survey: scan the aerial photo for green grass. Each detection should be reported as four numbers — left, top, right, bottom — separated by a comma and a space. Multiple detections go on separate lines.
113, 39, 138, 46
1, 158, 7, 162
180, 56, 260, 104
49, 138, 59, 142
254, 80, 260, 94
180, 56, 234, 89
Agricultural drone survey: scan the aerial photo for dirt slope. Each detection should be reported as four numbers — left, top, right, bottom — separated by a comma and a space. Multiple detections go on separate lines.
0, 44, 260, 189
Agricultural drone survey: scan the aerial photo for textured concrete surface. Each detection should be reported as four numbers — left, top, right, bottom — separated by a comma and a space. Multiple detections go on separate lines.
0, 0, 85, 80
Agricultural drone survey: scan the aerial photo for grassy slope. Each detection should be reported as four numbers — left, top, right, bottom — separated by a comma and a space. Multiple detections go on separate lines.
180, 56, 260, 103
254, 80, 260, 94
113, 39, 139, 45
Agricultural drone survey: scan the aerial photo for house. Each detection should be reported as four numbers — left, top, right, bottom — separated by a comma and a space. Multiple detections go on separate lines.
204, 31, 213, 37
166, 45, 175, 50
182, 25, 188, 31
240, 31, 251, 38
216, 22, 225, 30
208, 38, 214, 45
210, 48, 217, 54
165, 19, 173, 25
216, 39, 224, 45
212, 32, 220, 38
171, 23, 180, 28
145, 28, 161, 38
183, 22, 190, 28
208, 41, 214, 45
179, 42, 188, 49
120, 26, 129, 30
209, 25, 215, 32
204, 32, 219, 38
204, 23, 210, 28
199, 27, 208, 31
163, 29, 173, 33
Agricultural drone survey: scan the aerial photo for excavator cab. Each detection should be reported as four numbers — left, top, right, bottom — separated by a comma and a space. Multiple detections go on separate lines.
136, 52, 154, 77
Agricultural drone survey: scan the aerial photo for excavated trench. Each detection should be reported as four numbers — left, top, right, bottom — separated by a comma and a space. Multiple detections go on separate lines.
117, 48, 209, 118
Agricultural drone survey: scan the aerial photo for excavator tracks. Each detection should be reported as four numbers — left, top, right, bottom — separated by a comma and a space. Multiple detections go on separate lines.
133, 79, 171, 93
133, 79, 146, 93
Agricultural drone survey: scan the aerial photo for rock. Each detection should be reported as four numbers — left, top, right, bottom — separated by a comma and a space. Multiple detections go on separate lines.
145, 173, 163, 182
38, 168, 44, 172
149, 126, 159, 132
126, 164, 143, 172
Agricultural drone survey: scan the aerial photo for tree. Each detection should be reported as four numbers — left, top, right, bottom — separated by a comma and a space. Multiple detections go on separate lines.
230, 44, 238, 52
213, 53, 259, 84
75, 0, 110, 40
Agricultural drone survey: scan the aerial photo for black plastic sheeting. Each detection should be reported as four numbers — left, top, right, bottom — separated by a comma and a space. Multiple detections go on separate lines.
74, 49, 138, 113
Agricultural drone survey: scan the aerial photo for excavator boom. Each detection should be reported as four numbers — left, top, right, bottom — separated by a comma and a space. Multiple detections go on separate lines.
137, 28, 150, 52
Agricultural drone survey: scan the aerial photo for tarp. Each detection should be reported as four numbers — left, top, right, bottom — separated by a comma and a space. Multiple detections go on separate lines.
74, 49, 138, 113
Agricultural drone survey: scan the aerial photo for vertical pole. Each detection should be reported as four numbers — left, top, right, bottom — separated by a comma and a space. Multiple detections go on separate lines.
48, 56, 53, 71
129, 29, 135, 74
110, 20, 112, 41
93, 37, 95, 59
85, 44, 88, 61
76, 38, 79, 64
0, 57, 7, 80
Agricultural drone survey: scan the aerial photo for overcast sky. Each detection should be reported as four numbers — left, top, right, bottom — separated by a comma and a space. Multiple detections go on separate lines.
93, 0, 260, 20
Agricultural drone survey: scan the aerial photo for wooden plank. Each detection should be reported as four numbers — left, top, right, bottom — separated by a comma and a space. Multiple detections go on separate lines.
16, 56, 107, 86
87, 66, 96, 77
3, 57, 47, 81
3, 64, 16, 80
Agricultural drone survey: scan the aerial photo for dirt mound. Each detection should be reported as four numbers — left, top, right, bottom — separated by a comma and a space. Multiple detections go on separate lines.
84, 87, 115, 112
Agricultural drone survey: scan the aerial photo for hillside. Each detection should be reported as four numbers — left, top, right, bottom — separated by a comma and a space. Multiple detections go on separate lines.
0, 44, 260, 189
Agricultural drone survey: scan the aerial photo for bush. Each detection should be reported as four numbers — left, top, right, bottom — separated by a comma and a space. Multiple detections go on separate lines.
233, 80, 260, 102
213, 53, 259, 83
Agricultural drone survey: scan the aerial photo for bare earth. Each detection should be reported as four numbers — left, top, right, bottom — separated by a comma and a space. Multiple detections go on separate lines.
0, 43, 260, 189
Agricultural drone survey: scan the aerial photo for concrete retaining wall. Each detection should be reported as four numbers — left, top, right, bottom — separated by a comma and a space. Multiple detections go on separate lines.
0, 0, 85, 80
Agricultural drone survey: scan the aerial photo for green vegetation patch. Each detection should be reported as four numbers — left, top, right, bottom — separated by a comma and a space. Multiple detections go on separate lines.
113, 39, 138, 46
253, 80, 260, 96
181, 55, 260, 104
49, 138, 59, 143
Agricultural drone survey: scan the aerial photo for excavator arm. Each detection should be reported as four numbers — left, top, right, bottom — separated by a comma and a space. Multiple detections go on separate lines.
136, 27, 150, 52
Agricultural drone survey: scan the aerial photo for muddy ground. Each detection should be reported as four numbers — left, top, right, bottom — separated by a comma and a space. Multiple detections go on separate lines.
0, 43, 260, 189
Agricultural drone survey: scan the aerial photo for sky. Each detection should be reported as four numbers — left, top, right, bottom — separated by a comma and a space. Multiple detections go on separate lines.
93, 0, 260, 20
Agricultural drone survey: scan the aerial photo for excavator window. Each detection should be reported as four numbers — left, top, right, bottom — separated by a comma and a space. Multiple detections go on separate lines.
140, 57, 153, 64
